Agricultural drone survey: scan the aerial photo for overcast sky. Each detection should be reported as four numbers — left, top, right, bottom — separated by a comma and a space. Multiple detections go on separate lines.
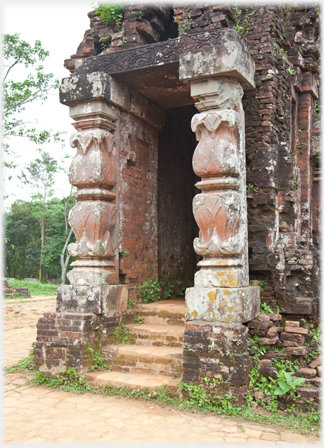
1, 0, 93, 208
1, 0, 299, 211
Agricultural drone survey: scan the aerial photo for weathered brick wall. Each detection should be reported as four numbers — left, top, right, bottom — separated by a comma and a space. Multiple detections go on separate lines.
33, 312, 123, 374
63, 3, 320, 320
33, 313, 101, 373
183, 321, 252, 404
118, 110, 159, 301
173, 3, 234, 33
173, 4, 320, 320
64, 5, 175, 74
247, 313, 320, 410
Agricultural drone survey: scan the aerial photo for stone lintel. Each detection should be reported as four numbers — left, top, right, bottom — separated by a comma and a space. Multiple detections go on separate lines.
59, 72, 165, 129
56, 284, 128, 315
179, 40, 255, 90
185, 286, 260, 323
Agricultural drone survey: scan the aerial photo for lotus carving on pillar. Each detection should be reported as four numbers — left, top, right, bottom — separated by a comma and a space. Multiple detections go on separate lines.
192, 110, 240, 178
193, 192, 244, 257
68, 201, 116, 259
69, 129, 117, 188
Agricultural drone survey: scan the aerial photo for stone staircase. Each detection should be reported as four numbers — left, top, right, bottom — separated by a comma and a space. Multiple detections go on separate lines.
86, 299, 185, 390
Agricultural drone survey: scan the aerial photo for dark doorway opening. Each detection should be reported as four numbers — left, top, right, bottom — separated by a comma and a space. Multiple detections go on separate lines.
158, 105, 199, 286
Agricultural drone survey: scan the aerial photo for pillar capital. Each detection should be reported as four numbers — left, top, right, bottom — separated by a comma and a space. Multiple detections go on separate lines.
190, 76, 244, 112
179, 29, 255, 90
59, 72, 165, 129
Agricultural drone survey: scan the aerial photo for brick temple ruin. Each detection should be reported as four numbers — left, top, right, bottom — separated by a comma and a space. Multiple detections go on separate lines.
33, 3, 321, 407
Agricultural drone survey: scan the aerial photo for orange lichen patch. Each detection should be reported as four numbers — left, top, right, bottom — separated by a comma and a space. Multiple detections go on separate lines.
185, 307, 189, 312
190, 310, 198, 319
227, 305, 235, 313
223, 289, 230, 296
227, 314, 233, 320
207, 290, 216, 303
220, 300, 227, 308
216, 270, 239, 288
217, 270, 238, 288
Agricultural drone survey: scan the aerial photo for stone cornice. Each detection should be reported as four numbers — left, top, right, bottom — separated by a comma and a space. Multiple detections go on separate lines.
74, 28, 255, 89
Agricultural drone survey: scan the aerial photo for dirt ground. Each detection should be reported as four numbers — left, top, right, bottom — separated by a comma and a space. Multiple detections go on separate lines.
2, 295, 321, 445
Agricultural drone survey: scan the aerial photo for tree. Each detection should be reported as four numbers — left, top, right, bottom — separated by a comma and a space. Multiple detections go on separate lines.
59, 188, 75, 285
4, 201, 41, 279
18, 150, 59, 282
4, 197, 76, 281
2, 33, 64, 170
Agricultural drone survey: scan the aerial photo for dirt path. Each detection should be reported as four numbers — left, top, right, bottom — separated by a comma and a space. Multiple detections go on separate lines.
3, 296, 320, 445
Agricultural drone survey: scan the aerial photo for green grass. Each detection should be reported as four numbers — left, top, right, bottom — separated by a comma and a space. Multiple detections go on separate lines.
7, 279, 58, 297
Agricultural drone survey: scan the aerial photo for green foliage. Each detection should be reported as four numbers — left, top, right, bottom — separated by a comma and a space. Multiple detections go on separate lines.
4, 349, 34, 373
174, 11, 192, 35
287, 66, 295, 75
249, 335, 269, 361
246, 183, 258, 195
159, 278, 174, 300
259, 281, 267, 291
113, 324, 132, 344
2, 34, 65, 163
134, 316, 145, 324
137, 278, 161, 303
309, 323, 321, 343
231, 5, 255, 38
119, 250, 128, 259
315, 100, 321, 121
174, 279, 192, 297
5, 364, 319, 436
248, 344, 305, 411
18, 150, 58, 201
4, 200, 41, 279
127, 299, 136, 311
31, 368, 91, 394
136, 276, 189, 303
273, 370, 305, 396
87, 348, 107, 372
261, 303, 274, 314
4, 196, 75, 281
7, 279, 58, 296
95, 3, 124, 30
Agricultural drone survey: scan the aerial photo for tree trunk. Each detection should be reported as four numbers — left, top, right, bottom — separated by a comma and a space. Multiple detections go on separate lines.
39, 215, 44, 282
60, 227, 73, 285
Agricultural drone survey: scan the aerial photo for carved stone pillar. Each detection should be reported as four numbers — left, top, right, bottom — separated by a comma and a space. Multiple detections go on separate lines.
55, 74, 128, 315
56, 100, 127, 314
179, 34, 259, 393
185, 77, 259, 323
67, 101, 118, 285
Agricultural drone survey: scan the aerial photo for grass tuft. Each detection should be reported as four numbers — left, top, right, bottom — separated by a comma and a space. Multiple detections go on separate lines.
7, 279, 58, 297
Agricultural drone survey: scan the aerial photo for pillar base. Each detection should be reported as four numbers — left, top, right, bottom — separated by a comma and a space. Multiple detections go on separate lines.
33, 312, 101, 374
185, 286, 259, 323
56, 285, 128, 315
182, 320, 253, 404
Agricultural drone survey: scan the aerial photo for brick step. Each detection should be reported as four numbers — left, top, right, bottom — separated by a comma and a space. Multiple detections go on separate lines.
102, 344, 183, 378
131, 299, 185, 326
86, 370, 179, 390
128, 323, 184, 347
